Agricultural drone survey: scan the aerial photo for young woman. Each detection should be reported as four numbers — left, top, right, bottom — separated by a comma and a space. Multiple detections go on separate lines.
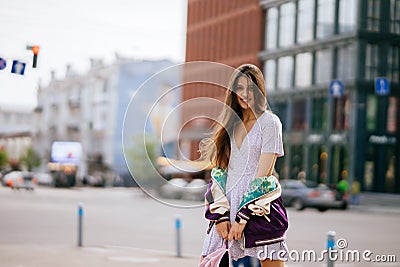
200, 64, 289, 267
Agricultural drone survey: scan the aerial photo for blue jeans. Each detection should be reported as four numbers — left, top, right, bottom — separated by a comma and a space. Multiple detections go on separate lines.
232, 256, 261, 267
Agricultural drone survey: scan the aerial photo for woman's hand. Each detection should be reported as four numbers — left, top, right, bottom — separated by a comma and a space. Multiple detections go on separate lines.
228, 222, 246, 241
215, 221, 231, 240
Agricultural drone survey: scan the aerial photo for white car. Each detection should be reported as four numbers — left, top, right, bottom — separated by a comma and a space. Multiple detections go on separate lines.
181, 179, 207, 201
159, 178, 188, 199
35, 173, 54, 186
3, 171, 37, 190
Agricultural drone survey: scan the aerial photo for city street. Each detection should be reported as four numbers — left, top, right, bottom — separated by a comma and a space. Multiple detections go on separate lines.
0, 186, 399, 267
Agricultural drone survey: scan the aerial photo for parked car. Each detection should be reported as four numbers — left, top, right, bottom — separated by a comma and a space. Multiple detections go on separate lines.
159, 178, 188, 199
181, 179, 207, 201
3, 171, 38, 190
0, 169, 12, 186
35, 173, 54, 186
280, 179, 347, 212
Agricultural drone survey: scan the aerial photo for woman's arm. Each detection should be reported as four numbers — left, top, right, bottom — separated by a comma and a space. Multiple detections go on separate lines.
255, 153, 278, 178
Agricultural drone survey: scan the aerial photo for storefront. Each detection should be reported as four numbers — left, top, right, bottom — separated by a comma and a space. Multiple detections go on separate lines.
270, 89, 399, 193
355, 91, 400, 193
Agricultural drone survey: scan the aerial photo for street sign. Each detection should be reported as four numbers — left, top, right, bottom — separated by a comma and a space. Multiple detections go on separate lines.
329, 80, 344, 97
375, 77, 390, 96
0, 57, 6, 70
11, 60, 26, 75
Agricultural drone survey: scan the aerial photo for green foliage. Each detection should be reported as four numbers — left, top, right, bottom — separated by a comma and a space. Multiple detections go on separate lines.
0, 149, 8, 169
20, 147, 41, 171
125, 134, 160, 186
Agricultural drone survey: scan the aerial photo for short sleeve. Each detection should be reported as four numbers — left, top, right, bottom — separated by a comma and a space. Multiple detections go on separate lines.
260, 113, 284, 157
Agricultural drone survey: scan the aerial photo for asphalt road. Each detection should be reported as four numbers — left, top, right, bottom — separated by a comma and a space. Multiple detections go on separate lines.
0, 186, 399, 267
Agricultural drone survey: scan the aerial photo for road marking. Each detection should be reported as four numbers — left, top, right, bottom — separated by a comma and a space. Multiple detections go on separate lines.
108, 256, 160, 263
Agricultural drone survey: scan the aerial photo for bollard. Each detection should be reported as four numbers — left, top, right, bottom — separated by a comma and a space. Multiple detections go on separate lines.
327, 231, 336, 267
78, 203, 83, 247
175, 215, 182, 257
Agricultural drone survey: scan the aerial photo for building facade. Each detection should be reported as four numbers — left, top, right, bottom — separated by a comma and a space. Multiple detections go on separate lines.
34, 59, 179, 182
184, 0, 400, 193
0, 107, 33, 163
182, 0, 264, 160
261, 0, 400, 193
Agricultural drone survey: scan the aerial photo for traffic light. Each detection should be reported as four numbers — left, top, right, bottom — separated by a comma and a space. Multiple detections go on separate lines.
26, 45, 40, 68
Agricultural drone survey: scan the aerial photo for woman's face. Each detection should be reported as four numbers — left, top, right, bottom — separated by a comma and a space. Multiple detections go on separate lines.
235, 76, 255, 110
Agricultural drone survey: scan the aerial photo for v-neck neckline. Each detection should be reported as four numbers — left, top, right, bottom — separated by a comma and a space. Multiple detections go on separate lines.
233, 112, 266, 151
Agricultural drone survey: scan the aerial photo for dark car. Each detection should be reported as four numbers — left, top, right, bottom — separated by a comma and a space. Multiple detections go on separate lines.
280, 179, 347, 212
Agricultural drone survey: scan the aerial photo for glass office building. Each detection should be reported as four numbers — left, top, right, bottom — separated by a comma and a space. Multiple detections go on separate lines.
261, 0, 400, 193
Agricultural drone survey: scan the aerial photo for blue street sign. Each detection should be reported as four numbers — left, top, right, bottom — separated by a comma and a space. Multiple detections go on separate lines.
11, 60, 26, 75
329, 80, 344, 97
0, 57, 6, 70
375, 77, 390, 96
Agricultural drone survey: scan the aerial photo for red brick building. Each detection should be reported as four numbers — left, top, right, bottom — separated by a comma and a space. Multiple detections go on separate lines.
181, 0, 264, 161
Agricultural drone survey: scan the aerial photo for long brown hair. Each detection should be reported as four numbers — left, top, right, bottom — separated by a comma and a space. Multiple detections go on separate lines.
200, 64, 267, 169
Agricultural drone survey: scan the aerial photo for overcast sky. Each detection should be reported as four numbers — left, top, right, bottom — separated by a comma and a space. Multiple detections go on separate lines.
0, 0, 187, 110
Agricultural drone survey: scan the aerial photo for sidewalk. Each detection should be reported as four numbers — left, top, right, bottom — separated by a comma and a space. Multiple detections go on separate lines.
0, 244, 199, 267
348, 192, 400, 215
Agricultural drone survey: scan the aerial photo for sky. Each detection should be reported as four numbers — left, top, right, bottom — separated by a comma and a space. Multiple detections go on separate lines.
0, 0, 187, 110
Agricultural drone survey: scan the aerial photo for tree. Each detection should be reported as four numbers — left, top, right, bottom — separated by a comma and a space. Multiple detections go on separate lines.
0, 149, 8, 169
125, 133, 160, 189
20, 147, 41, 171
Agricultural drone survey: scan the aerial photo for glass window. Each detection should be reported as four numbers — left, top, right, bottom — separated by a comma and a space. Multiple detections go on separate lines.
387, 46, 400, 83
266, 7, 278, 49
309, 145, 329, 184
390, 0, 400, 34
333, 96, 350, 131
275, 154, 286, 179
330, 145, 349, 185
364, 150, 375, 191
317, 0, 335, 38
271, 102, 288, 132
343, 96, 351, 129
387, 97, 398, 133
312, 97, 328, 131
295, 52, 313, 87
277, 56, 294, 89
297, 0, 315, 43
337, 44, 356, 80
290, 145, 305, 180
366, 95, 378, 131
315, 48, 332, 84
365, 44, 379, 79
279, 2, 296, 47
339, 0, 357, 33
385, 148, 397, 193
264, 59, 276, 91
367, 0, 380, 32
293, 99, 307, 130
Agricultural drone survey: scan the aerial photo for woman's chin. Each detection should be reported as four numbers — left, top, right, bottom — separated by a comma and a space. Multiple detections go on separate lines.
239, 103, 250, 110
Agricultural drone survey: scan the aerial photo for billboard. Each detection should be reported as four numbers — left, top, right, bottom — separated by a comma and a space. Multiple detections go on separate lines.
51, 141, 82, 165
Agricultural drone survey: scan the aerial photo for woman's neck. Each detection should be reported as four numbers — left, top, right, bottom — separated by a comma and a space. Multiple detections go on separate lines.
242, 109, 257, 122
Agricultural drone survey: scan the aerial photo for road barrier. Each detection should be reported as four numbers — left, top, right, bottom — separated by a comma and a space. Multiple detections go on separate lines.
327, 230, 336, 267
176, 215, 182, 257
78, 203, 83, 247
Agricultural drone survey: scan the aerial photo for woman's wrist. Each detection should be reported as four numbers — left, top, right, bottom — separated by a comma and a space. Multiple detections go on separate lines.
235, 216, 248, 224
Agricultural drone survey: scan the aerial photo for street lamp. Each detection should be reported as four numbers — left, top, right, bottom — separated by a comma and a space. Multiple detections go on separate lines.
26, 45, 40, 68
